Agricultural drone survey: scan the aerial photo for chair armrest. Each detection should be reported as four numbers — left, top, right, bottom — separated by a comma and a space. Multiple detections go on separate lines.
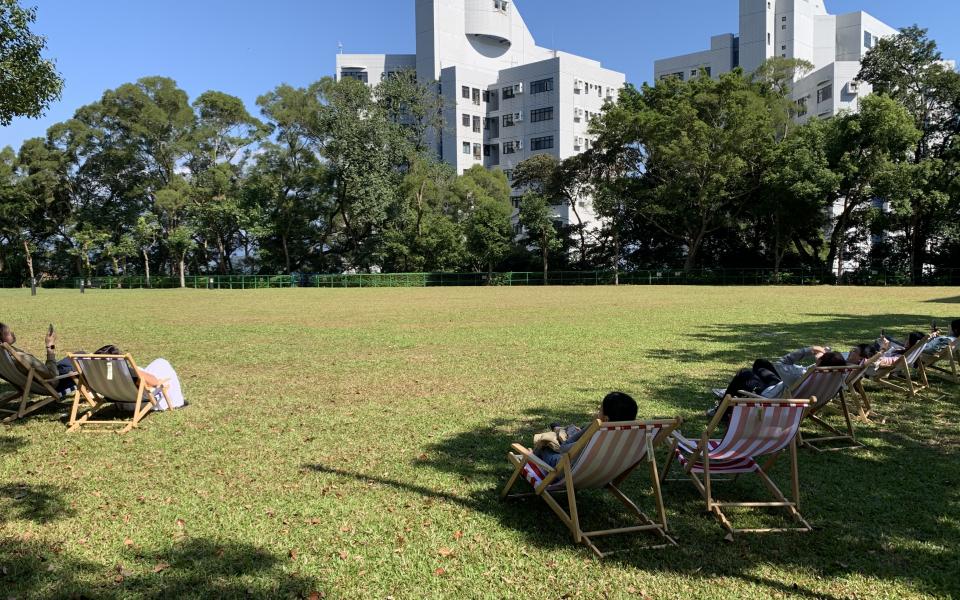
738, 390, 765, 399
51, 371, 78, 381
510, 443, 554, 473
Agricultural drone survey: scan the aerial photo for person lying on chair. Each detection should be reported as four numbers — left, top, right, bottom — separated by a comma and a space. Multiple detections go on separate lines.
534, 392, 637, 468
0, 322, 74, 393
93, 345, 186, 411
922, 319, 959, 355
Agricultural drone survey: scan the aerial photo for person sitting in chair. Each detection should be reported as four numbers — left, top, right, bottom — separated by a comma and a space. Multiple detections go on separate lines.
93, 345, 186, 411
534, 392, 637, 468
922, 319, 959, 355
0, 322, 74, 393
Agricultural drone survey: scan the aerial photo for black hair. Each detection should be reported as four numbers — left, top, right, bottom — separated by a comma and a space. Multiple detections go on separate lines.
853, 343, 880, 361
602, 391, 638, 422
907, 331, 925, 349
951, 319, 960, 338
819, 352, 848, 367
95, 345, 122, 355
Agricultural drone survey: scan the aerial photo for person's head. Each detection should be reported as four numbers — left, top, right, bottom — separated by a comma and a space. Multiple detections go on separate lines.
951, 319, 960, 338
907, 331, 925, 349
95, 344, 122, 355
817, 351, 848, 367
599, 391, 638, 423
848, 343, 880, 364
0, 322, 14, 345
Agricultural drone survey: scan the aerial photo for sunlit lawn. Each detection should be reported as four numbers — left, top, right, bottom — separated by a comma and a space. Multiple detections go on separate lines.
0, 286, 958, 599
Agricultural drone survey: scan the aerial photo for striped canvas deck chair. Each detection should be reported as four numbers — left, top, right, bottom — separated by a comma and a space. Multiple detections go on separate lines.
870, 334, 933, 399
847, 352, 883, 419
921, 337, 959, 385
0, 342, 76, 423
500, 418, 681, 558
67, 353, 168, 433
788, 365, 863, 452
661, 396, 813, 535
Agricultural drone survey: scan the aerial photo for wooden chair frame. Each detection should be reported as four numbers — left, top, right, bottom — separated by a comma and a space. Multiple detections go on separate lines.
661, 396, 813, 535
500, 418, 681, 558
869, 334, 934, 399
68, 353, 168, 434
790, 364, 874, 452
921, 337, 959, 385
0, 342, 76, 424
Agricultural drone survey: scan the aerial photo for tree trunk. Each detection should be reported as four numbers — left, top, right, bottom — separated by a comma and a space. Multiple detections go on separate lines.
143, 250, 152, 288
541, 236, 549, 286
487, 261, 493, 285
217, 238, 229, 275
683, 227, 708, 275
179, 256, 186, 288
569, 200, 587, 267
909, 211, 924, 285
282, 234, 291, 275
112, 257, 121, 288
22, 239, 35, 293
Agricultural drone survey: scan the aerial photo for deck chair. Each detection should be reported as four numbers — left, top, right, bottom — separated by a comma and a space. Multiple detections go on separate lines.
921, 337, 959, 385
501, 418, 681, 558
0, 342, 76, 423
661, 396, 813, 535
68, 353, 168, 433
788, 366, 864, 452
870, 334, 933, 399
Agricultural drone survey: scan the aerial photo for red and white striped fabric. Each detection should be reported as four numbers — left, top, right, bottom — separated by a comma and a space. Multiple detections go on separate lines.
676, 402, 805, 474
792, 368, 854, 411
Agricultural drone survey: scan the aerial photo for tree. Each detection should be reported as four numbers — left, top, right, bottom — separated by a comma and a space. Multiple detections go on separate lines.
858, 26, 960, 282
132, 215, 160, 287
460, 166, 512, 277
375, 70, 443, 156
167, 225, 196, 288
822, 95, 920, 276
0, 0, 63, 126
593, 72, 775, 273
518, 193, 560, 284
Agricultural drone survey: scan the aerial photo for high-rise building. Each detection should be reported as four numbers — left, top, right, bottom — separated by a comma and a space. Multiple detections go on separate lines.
336, 0, 625, 230
654, 0, 898, 121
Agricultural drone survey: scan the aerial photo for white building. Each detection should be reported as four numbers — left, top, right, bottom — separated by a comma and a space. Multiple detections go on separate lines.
654, 0, 897, 121
336, 0, 625, 230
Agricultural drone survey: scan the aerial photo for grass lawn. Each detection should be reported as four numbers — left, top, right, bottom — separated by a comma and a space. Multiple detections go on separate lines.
0, 286, 958, 599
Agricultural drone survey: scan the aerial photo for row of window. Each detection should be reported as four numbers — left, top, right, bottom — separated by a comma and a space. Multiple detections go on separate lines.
461, 78, 555, 105
461, 135, 555, 158
460, 107, 555, 131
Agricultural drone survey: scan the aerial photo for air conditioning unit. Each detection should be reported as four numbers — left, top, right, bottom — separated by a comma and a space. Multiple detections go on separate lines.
574, 107, 584, 120
605, 87, 615, 100
847, 81, 860, 94
513, 111, 524, 122
513, 83, 523, 94
574, 136, 584, 148
573, 78, 583, 92
515, 140, 523, 150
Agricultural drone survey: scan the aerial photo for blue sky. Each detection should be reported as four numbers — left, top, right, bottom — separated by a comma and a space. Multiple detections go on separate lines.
2, 1, 958, 150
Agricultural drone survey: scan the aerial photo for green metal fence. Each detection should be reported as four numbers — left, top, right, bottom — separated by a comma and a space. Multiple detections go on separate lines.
0, 268, 956, 290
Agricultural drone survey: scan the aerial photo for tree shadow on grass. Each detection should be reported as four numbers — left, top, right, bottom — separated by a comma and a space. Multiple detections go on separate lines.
925, 296, 960, 304
0, 537, 323, 599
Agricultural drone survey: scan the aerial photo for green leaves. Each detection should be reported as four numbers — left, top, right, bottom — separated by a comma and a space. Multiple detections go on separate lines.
0, 0, 64, 125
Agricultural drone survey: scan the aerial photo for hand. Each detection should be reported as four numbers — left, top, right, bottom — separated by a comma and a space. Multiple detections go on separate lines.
811, 345, 826, 357
880, 339, 891, 352
45, 329, 57, 349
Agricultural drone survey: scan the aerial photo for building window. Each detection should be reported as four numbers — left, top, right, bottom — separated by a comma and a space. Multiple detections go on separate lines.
462, 142, 471, 155
494, 0, 509, 11
502, 113, 515, 127
705, 66, 712, 77
530, 107, 553, 123
483, 144, 491, 157
817, 85, 832, 103
781, 16, 786, 21
462, 113, 470, 127
511, 196, 522, 209
767, 33, 771, 45
472, 88, 481, 105
462, 86, 470, 99
530, 136, 554, 151
796, 97, 808, 117
502, 141, 517, 154
340, 70, 368, 83
473, 115, 482, 133
502, 86, 516, 100
473, 143, 482, 160
864, 31, 875, 48
482, 90, 490, 103
530, 78, 554, 94
503, 169, 514, 180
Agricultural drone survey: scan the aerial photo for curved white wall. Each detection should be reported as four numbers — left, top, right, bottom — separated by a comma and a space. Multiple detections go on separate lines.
464, 0, 512, 47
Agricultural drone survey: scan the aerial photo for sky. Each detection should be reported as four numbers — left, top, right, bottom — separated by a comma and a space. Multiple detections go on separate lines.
2, 0, 959, 150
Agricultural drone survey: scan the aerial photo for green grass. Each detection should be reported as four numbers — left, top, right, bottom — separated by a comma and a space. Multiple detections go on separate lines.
0, 286, 958, 599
